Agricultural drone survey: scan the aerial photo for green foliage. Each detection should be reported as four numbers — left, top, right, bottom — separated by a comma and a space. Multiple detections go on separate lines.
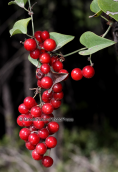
8, 0, 28, 8
79, 31, 115, 55
28, 55, 41, 68
90, 0, 101, 13
9, 18, 31, 36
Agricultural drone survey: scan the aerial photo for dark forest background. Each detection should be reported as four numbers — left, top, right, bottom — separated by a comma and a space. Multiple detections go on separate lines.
0, 0, 118, 172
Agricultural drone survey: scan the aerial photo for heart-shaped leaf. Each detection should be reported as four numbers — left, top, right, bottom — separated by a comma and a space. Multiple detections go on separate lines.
8, 0, 28, 8
28, 55, 41, 67
9, 18, 31, 36
98, 0, 118, 21
49, 32, 75, 51
79, 31, 115, 55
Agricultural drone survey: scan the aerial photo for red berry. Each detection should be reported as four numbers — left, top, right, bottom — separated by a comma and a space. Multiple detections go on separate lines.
41, 76, 53, 89
39, 53, 51, 64
38, 128, 49, 139
52, 61, 63, 72
50, 98, 61, 109
47, 122, 59, 133
53, 92, 64, 100
44, 38, 56, 52
82, 65, 95, 78
40, 49, 46, 54
17, 114, 24, 127
42, 90, 53, 103
28, 125, 37, 132
42, 103, 53, 115
59, 69, 68, 74
36, 143, 47, 155
50, 56, 58, 66
34, 31, 43, 43
18, 103, 29, 114
19, 128, 30, 141
28, 133, 40, 145
37, 80, 42, 88
23, 97, 36, 109
25, 141, 36, 150
41, 113, 53, 124
30, 49, 41, 59
40, 64, 50, 74
24, 39, 37, 51
22, 114, 33, 127
36, 68, 45, 80
71, 68, 83, 81
33, 117, 45, 129
32, 149, 43, 160
42, 156, 53, 167
45, 136, 57, 148
52, 83, 63, 93
39, 43, 44, 49
31, 106, 42, 117
41, 31, 50, 41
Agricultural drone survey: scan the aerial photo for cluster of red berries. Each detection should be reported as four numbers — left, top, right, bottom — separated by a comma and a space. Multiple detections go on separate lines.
71, 65, 95, 81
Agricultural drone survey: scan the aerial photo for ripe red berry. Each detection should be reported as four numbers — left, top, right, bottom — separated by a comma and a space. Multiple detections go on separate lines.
39, 53, 51, 64
22, 114, 33, 127
42, 156, 53, 167
34, 31, 43, 43
41, 76, 53, 89
50, 98, 61, 109
47, 122, 59, 133
41, 31, 50, 41
42, 103, 53, 115
30, 49, 41, 59
53, 92, 64, 100
59, 69, 68, 74
44, 38, 56, 51
19, 128, 30, 141
36, 143, 47, 155
17, 114, 24, 127
18, 103, 29, 114
24, 39, 37, 51
32, 149, 43, 160
71, 68, 83, 81
33, 117, 45, 129
36, 68, 45, 80
82, 65, 95, 78
40, 64, 50, 74
52, 83, 63, 93
28, 125, 37, 132
25, 141, 36, 150
39, 43, 44, 49
23, 97, 36, 109
31, 106, 42, 117
41, 113, 53, 124
28, 133, 40, 145
50, 56, 58, 66
52, 61, 63, 72
38, 128, 49, 139
37, 80, 42, 88
45, 136, 57, 148
42, 90, 53, 103
40, 49, 46, 54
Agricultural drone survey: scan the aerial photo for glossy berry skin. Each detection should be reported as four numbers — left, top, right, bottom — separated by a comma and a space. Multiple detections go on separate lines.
25, 141, 36, 150
34, 31, 43, 43
28, 125, 37, 132
44, 38, 56, 52
82, 65, 95, 78
40, 64, 50, 74
22, 114, 33, 127
42, 156, 53, 167
18, 103, 29, 114
45, 136, 57, 148
42, 90, 53, 103
41, 113, 53, 124
28, 133, 40, 145
17, 114, 24, 127
42, 103, 53, 115
32, 149, 43, 160
52, 61, 63, 72
38, 128, 49, 139
59, 69, 68, 74
23, 97, 36, 109
19, 128, 30, 141
53, 92, 64, 100
52, 83, 62, 93
39, 53, 51, 64
30, 49, 41, 59
33, 117, 45, 129
36, 68, 45, 80
47, 122, 59, 133
31, 106, 42, 117
41, 76, 53, 89
24, 39, 37, 51
41, 31, 50, 41
71, 68, 83, 81
50, 98, 61, 109
50, 56, 58, 66
36, 143, 47, 155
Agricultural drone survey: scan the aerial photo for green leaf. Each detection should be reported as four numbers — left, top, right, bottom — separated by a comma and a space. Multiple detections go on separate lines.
49, 32, 75, 51
90, 0, 101, 13
9, 18, 31, 36
89, 10, 102, 18
8, 0, 28, 8
98, 0, 118, 21
28, 55, 41, 67
79, 31, 115, 55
